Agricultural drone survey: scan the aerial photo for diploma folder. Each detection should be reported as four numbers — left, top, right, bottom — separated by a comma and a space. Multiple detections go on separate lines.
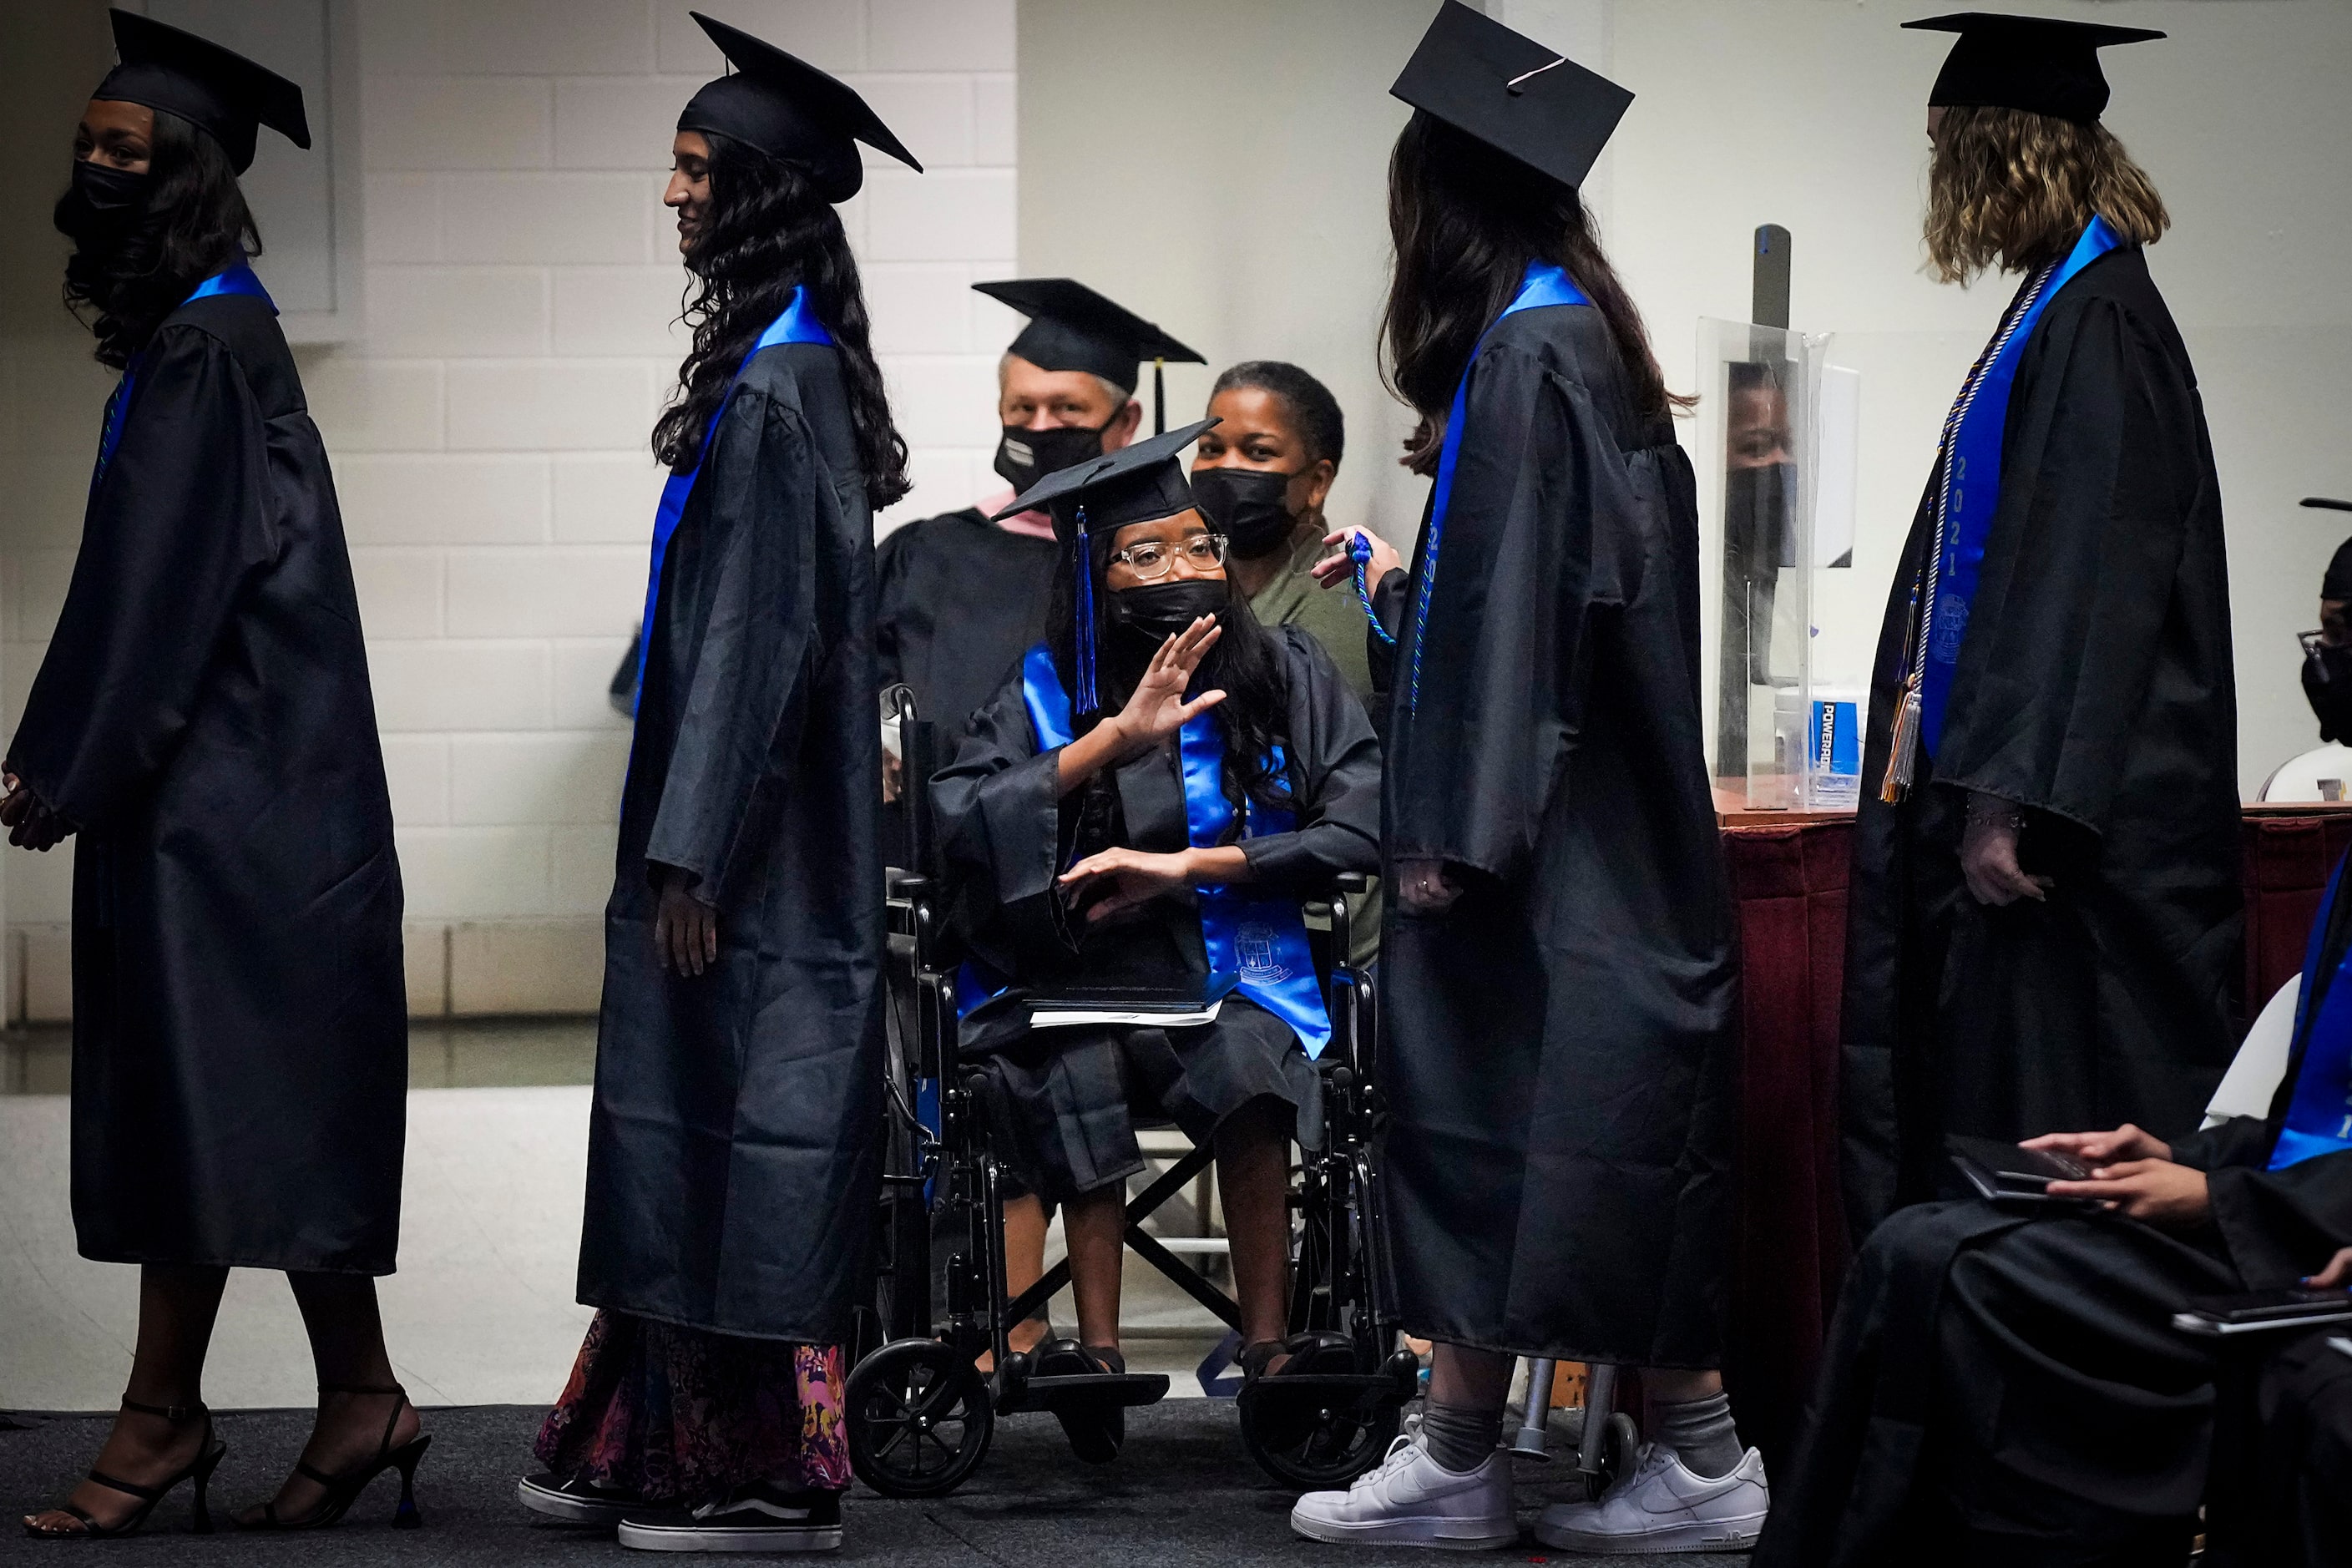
2172, 1287, 2352, 1338
1023, 982, 1227, 1031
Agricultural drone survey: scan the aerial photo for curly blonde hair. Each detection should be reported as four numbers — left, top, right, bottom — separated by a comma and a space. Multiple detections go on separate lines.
1924, 105, 2168, 283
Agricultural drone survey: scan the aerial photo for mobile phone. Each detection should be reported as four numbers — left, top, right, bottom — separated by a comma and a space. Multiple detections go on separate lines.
1945, 1134, 2094, 1201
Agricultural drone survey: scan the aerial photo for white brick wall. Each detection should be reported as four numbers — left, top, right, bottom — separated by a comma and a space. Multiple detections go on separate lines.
3, 0, 1017, 1014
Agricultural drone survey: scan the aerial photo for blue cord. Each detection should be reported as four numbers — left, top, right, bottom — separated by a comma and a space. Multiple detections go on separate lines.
1351, 533, 1397, 646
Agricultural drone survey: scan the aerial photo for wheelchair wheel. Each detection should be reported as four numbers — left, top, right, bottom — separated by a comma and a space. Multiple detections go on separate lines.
847, 1338, 993, 1498
1236, 1338, 1402, 1490
1583, 1410, 1641, 1500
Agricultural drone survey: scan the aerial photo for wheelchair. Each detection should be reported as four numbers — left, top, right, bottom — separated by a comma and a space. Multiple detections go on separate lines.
845, 691, 1419, 1498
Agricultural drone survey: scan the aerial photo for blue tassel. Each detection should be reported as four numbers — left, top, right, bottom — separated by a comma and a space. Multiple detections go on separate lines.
1073, 505, 1100, 716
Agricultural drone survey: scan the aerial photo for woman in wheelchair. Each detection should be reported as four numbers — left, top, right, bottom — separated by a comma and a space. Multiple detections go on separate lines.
931, 418, 1381, 1460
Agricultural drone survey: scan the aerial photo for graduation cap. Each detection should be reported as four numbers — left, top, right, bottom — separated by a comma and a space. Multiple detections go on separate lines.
991, 417, 1218, 715
1905, 13, 2166, 125
678, 12, 921, 204
975, 278, 1205, 435
95, 9, 310, 175
1389, 0, 1632, 193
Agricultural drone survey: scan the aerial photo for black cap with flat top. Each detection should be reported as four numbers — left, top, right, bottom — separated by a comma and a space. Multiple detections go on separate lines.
992, 418, 1217, 541
1389, 0, 1632, 193
1905, 12, 2165, 124
974, 278, 1205, 396
679, 11, 920, 204
96, 9, 309, 175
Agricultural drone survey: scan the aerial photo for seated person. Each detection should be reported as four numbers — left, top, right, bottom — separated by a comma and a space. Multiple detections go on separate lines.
2243, 1246, 2352, 1568
1755, 878, 2352, 1564
932, 420, 1380, 1459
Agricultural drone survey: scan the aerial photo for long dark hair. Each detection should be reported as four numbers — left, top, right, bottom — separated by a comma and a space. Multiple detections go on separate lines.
1046, 545, 1294, 815
652, 132, 909, 509
60, 111, 259, 370
1381, 110, 1687, 475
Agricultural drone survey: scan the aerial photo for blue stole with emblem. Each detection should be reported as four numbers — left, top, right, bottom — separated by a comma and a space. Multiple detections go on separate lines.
1399, 260, 1591, 714
634, 286, 834, 700
981, 643, 1332, 1059
1914, 217, 2124, 756
92, 259, 276, 488
2271, 854, 2352, 1171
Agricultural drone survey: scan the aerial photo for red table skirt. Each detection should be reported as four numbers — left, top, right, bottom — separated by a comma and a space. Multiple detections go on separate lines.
1717, 807, 2349, 1464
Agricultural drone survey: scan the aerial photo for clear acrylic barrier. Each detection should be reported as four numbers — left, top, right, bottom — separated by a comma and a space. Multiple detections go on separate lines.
1694, 320, 1858, 812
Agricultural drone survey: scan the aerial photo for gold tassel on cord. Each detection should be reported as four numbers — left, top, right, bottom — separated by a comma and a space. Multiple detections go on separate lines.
1879, 674, 1921, 803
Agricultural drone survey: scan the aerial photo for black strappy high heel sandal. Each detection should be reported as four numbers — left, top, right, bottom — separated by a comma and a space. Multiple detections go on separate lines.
240, 1382, 430, 1531
21, 1395, 225, 1540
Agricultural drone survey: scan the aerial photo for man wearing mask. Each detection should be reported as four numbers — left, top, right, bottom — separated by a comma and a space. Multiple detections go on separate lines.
875, 279, 1201, 769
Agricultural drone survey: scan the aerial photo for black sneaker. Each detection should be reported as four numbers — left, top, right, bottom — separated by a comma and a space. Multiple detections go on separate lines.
616, 1485, 842, 1553
517, 1472, 642, 1527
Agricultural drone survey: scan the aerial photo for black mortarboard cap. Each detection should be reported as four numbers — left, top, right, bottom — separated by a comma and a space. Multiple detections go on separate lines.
679, 12, 921, 204
993, 418, 1218, 716
96, 9, 309, 175
1390, 0, 1631, 193
1905, 13, 2164, 125
974, 278, 1204, 397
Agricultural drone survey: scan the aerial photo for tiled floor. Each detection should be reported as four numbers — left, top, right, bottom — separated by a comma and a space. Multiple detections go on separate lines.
0, 1024, 1231, 1413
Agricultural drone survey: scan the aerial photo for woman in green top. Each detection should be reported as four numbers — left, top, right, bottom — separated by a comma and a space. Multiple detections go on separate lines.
1190, 363, 1377, 701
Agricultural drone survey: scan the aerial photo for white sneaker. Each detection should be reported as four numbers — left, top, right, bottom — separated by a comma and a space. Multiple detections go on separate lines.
1534, 1442, 1768, 1554
1289, 1429, 1517, 1550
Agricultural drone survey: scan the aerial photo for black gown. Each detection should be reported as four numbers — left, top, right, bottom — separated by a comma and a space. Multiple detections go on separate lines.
575, 341, 885, 1343
1756, 879, 2352, 1567
1843, 246, 2241, 1238
8, 290, 407, 1274
1373, 302, 1739, 1369
876, 508, 1058, 742
932, 626, 1380, 1202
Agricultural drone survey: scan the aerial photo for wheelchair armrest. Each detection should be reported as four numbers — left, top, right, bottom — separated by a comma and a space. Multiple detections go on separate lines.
887, 869, 932, 898
1334, 873, 1373, 895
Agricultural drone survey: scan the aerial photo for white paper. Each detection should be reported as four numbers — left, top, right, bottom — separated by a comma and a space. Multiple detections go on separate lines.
1026, 999, 1224, 1029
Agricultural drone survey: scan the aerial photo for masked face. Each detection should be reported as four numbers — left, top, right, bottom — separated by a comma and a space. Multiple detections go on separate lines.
994, 420, 1114, 494
1105, 577, 1229, 644
53, 158, 152, 249
1189, 465, 1301, 560
1723, 463, 1796, 569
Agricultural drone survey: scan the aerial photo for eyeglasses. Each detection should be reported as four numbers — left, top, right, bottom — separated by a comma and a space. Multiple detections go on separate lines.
1109, 533, 1227, 581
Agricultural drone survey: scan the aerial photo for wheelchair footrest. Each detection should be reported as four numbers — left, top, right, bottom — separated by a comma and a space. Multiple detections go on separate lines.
999, 1371, 1170, 1416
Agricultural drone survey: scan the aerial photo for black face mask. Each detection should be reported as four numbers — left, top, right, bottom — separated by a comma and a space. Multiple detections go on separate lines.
1722, 463, 1796, 569
994, 419, 1115, 494
1105, 579, 1228, 644
53, 159, 152, 247
2305, 641, 2352, 744
1191, 466, 1301, 560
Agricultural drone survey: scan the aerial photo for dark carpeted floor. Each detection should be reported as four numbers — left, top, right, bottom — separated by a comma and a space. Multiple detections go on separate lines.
0, 1404, 1750, 1565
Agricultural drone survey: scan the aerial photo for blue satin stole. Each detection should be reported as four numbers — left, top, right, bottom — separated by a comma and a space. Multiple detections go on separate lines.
634, 286, 835, 701
1401, 260, 1591, 714
92, 259, 276, 488
968, 644, 1332, 1059
2272, 853, 2352, 1171
1916, 216, 2123, 755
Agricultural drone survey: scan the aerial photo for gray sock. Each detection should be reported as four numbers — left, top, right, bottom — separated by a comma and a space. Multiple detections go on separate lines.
1653, 1391, 1742, 1479
1419, 1399, 1502, 1474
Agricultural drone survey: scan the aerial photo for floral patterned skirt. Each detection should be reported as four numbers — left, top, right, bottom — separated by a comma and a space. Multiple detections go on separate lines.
533, 1310, 850, 1503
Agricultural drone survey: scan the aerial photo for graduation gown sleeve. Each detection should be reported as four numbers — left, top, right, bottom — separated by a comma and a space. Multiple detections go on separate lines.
641, 387, 820, 893
10, 326, 271, 825
1935, 287, 2228, 832
1238, 625, 1381, 895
